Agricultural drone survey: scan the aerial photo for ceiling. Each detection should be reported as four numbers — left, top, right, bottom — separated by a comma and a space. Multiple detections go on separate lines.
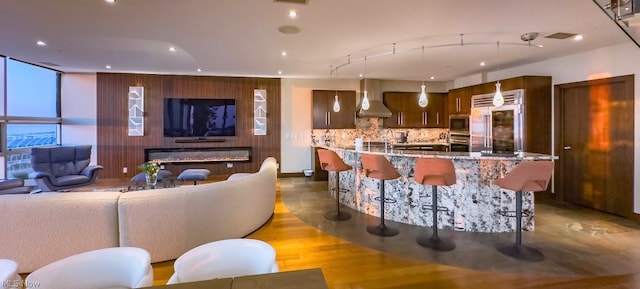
0, 0, 632, 82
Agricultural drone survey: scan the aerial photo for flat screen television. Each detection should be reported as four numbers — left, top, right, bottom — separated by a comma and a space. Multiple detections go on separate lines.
163, 98, 236, 137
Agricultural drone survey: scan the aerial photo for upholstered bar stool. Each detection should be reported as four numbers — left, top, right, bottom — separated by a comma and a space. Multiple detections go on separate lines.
493, 160, 554, 262
361, 153, 400, 237
413, 157, 457, 251
317, 149, 353, 221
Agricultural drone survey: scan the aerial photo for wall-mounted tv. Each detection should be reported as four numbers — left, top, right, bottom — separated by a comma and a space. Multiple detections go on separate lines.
163, 98, 236, 137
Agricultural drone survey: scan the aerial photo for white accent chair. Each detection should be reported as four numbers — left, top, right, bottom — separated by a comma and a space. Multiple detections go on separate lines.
167, 238, 279, 285
25, 247, 153, 289
0, 259, 21, 289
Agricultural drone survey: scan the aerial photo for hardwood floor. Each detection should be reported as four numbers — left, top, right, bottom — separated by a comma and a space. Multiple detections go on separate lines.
147, 178, 640, 289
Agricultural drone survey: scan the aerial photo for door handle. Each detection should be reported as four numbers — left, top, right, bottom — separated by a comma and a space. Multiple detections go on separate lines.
563, 146, 571, 150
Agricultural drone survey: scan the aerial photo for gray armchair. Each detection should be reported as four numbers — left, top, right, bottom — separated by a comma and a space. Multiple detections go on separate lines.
0, 179, 33, 195
29, 145, 103, 192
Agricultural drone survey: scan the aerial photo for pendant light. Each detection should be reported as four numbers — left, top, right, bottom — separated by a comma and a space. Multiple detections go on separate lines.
418, 46, 428, 108
332, 67, 341, 112
361, 56, 370, 110
493, 41, 504, 107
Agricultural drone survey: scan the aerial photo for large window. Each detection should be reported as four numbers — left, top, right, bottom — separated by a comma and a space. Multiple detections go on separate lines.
6, 59, 59, 117
7, 124, 60, 150
1, 57, 62, 179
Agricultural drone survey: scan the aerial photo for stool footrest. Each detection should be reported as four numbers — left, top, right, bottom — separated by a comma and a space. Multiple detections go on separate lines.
421, 204, 449, 212
374, 197, 397, 203
498, 209, 533, 218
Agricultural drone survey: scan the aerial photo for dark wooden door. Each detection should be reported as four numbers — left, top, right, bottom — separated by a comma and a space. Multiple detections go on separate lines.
555, 75, 634, 216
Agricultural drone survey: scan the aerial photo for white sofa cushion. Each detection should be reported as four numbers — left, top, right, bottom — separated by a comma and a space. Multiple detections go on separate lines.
118, 157, 277, 263
0, 192, 121, 273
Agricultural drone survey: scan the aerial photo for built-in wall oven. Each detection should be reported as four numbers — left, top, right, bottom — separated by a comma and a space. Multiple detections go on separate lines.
449, 115, 470, 152
449, 136, 470, 152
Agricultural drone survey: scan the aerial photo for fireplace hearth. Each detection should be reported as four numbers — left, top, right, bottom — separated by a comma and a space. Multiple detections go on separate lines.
145, 147, 252, 164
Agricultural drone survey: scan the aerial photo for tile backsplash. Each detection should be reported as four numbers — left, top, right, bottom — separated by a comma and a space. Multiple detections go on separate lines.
311, 118, 449, 147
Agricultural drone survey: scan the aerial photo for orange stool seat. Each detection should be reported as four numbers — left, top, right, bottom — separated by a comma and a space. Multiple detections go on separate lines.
317, 149, 353, 221
413, 157, 457, 251
493, 161, 554, 262
361, 153, 400, 237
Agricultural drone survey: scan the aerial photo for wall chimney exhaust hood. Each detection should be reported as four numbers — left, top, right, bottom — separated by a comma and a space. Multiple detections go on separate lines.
357, 79, 392, 118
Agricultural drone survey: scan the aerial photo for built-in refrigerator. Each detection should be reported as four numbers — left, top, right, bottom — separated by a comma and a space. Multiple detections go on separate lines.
470, 89, 524, 154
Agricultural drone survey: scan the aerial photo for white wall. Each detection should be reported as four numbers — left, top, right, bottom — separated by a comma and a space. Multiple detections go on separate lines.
280, 78, 360, 173
61, 73, 98, 164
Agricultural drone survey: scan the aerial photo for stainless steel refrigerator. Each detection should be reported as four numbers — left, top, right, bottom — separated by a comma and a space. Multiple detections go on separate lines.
470, 89, 524, 154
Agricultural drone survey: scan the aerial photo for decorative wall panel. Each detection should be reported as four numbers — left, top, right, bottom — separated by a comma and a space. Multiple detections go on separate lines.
128, 86, 144, 136
254, 89, 267, 135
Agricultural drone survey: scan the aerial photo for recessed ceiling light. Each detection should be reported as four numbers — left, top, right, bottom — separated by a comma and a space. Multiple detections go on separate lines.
277, 70, 283, 75
573, 35, 584, 41
536, 44, 544, 48
480, 62, 486, 66
105, 65, 112, 69
105, 0, 116, 3
281, 51, 287, 56
169, 47, 176, 52
197, 68, 202, 72
430, 76, 435, 80
289, 10, 297, 18
36, 40, 47, 46
359, 74, 363, 78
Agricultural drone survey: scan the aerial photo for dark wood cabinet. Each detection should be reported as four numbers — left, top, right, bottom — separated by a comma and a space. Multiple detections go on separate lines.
383, 92, 445, 128
447, 87, 472, 116
312, 90, 356, 129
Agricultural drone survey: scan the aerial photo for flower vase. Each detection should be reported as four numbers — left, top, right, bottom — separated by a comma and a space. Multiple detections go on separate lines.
145, 174, 158, 187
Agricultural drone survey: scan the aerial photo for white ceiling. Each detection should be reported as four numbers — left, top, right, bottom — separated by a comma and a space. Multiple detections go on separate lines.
0, 0, 632, 81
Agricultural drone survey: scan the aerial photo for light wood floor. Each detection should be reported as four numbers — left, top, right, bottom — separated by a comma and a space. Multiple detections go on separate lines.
148, 178, 640, 289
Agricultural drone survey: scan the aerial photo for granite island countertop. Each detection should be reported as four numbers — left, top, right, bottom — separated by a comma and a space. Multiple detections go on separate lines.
315, 145, 557, 233
318, 145, 557, 161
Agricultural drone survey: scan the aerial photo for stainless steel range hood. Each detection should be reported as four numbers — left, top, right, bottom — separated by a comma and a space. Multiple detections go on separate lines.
357, 79, 392, 118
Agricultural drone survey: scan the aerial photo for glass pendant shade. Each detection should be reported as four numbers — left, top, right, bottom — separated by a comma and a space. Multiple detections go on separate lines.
418, 83, 428, 108
361, 90, 370, 110
333, 94, 341, 112
493, 81, 504, 107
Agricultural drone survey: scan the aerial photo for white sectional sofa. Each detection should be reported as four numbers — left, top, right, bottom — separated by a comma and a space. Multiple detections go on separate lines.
0, 157, 278, 273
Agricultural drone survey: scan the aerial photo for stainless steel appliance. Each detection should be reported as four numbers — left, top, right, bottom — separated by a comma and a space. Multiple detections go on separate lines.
395, 131, 408, 144
470, 89, 524, 154
448, 115, 470, 152
449, 135, 470, 152
449, 115, 469, 135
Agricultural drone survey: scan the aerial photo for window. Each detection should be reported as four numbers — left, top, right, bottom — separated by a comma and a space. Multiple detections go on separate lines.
0, 57, 62, 179
7, 124, 60, 150
6, 59, 59, 117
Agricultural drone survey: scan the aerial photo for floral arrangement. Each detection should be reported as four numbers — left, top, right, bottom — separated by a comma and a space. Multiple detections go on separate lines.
138, 162, 160, 176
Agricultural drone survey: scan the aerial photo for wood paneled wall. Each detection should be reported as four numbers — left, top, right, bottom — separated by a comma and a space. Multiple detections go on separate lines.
97, 73, 281, 178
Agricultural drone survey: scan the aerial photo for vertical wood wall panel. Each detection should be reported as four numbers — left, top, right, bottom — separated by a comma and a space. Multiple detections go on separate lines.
97, 73, 281, 178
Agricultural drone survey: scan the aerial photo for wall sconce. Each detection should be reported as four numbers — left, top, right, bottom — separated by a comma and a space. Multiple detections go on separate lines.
254, 89, 267, 135
128, 86, 144, 136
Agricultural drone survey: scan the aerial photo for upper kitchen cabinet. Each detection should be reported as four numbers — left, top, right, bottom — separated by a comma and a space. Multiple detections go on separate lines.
382, 92, 445, 128
312, 90, 357, 129
447, 87, 472, 115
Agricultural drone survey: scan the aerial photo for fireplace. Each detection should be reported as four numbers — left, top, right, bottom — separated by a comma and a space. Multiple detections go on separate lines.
145, 147, 252, 164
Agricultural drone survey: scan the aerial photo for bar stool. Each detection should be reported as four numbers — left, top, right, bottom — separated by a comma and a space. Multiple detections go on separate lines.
361, 153, 400, 237
493, 160, 554, 262
317, 149, 352, 221
413, 157, 457, 251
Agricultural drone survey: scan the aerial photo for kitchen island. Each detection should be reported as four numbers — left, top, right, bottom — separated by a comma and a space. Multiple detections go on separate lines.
318, 146, 556, 233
